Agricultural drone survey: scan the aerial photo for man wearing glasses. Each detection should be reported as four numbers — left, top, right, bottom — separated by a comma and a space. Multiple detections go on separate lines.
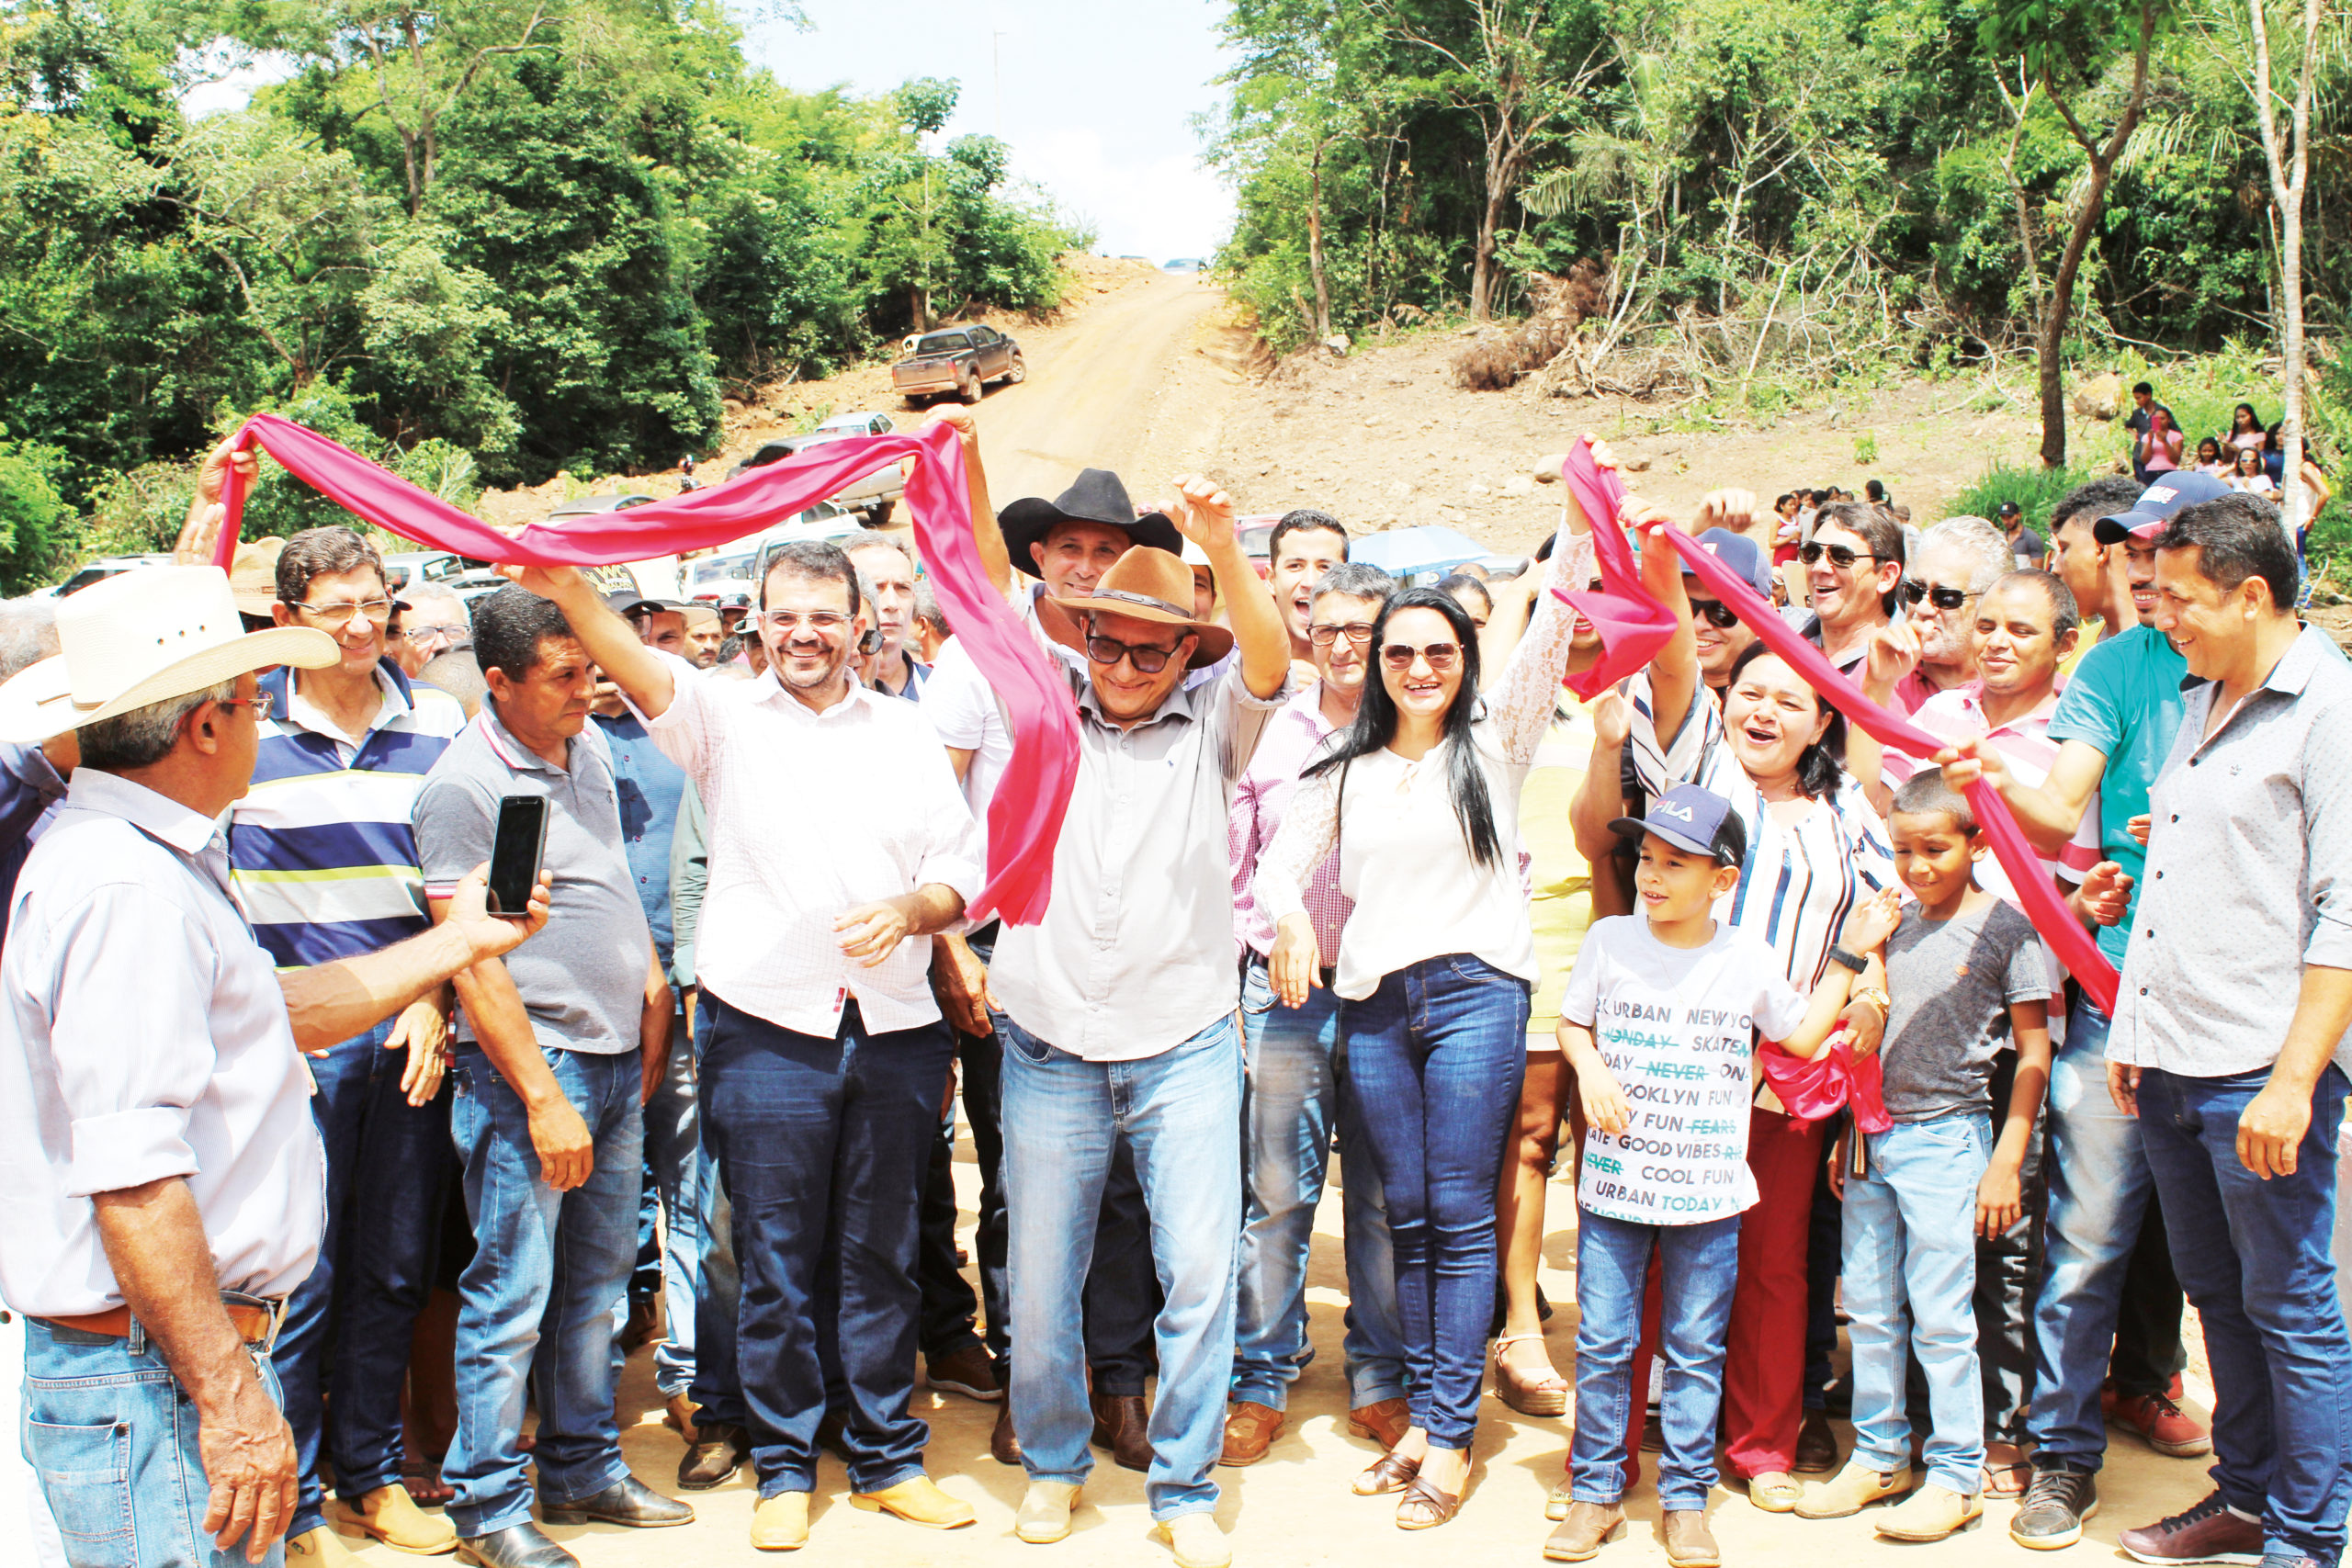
985, 476, 1292, 1567
1793, 502, 1905, 678
228, 526, 472, 1561
390, 583, 471, 678
493, 519, 984, 1554
1875, 517, 2015, 713
1222, 558, 1410, 1469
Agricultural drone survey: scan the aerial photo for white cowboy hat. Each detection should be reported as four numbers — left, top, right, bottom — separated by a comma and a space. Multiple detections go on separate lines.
0, 564, 338, 744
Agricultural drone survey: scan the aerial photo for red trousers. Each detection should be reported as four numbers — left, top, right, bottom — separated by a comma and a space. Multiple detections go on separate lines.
1588, 1107, 1826, 1489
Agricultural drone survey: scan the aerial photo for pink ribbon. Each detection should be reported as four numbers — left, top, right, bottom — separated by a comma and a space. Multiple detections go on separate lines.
1534, 435, 2119, 1012
1759, 1036, 1891, 1134
212, 414, 1074, 925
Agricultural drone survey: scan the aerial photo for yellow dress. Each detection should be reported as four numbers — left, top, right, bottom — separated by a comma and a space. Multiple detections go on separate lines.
1521, 695, 1600, 1043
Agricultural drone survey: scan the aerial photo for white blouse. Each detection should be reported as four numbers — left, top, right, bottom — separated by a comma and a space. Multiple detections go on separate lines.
1254, 524, 1596, 1002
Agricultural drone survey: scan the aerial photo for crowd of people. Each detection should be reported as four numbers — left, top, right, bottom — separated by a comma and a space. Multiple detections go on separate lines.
2, 401, 2349, 1568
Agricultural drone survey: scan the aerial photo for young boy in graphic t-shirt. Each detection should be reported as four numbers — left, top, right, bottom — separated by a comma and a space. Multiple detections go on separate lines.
1795, 773, 2050, 1544
1545, 784, 1900, 1567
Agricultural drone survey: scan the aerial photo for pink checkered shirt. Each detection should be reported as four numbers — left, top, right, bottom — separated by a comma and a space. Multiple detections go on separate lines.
1229, 684, 1351, 962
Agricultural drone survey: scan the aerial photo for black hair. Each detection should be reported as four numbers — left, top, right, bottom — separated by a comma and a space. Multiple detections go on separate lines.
2233, 402, 2261, 434
1811, 501, 1905, 615
1434, 572, 1493, 615
277, 525, 386, 606
759, 537, 862, 616
1725, 639, 1848, 800
2132, 380, 2154, 396
1988, 568, 2081, 643
1892, 771, 1976, 832
1864, 479, 1890, 505
2154, 494, 2299, 615
716, 634, 744, 664
1534, 533, 1555, 562
471, 585, 578, 682
1774, 492, 1795, 512
1269, 509, 1349, 566
1305, 588, 1501, 866
2050, 475, 2145, 536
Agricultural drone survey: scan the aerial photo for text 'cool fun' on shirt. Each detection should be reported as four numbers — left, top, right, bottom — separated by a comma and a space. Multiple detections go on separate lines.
1558, 915, 1809, 1226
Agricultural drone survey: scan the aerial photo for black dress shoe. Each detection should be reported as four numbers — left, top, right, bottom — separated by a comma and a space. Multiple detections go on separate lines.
538, 1475, 695, 1529
677, 1423, 750, 1490
991, 1403, 1023, 1466
1793, 1408, 1841, 1474
1090, 1392, 1152, 1472
458, 1523, 579, 1568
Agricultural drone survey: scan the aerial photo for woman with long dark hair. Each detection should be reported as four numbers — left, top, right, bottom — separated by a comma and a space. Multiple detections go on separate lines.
2229, 401, 2266, 452
1256, 499, 1597, 1529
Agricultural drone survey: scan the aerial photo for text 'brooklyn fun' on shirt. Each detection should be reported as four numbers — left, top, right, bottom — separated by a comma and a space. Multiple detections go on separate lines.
1559, 915, 1808, 1226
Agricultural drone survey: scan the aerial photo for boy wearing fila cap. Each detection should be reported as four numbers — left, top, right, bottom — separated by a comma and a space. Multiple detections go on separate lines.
1544, 784, 1900, 1567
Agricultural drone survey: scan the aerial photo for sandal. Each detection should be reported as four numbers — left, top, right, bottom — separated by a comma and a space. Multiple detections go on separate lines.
1492, 1333, 1571, 1418
1396, 1475, 1463, 1530
1546, 1482, 1577, 1521
1354, 1450, 1422, 1496
1982, 1440, 2032, 1497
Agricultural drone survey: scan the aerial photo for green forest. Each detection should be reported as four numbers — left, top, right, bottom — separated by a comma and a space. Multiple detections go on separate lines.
0, 0, 1083, 591
1207, 0, 2346, 433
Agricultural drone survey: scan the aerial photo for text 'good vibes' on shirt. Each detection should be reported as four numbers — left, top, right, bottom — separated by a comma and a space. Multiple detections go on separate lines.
1559, 916, 1809, 1226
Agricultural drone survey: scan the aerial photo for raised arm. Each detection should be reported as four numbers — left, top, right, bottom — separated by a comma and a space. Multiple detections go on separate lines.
1771, 886, 1899, 1058
1486, 503, 1598, 764
1170, 474, 1288, 700
923, 407, 1007, 595
498, 564, 676, 719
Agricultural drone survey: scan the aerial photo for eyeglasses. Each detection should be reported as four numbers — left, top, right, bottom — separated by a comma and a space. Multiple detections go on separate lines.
1084, 634, 1181, 673
759, 610, 852, 635
216, 691, 276, 721
1900, 581, 1975, 613
1799, 542, 1879, 570
1307, 622, 1377, 647
402, 624, 467, 644
1381, 640, 1462, 672
294, 597, 394, 625
1689, 599, 1741, 629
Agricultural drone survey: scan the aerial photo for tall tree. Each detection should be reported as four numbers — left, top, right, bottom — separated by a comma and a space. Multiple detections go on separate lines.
1985, 0, 2163, 469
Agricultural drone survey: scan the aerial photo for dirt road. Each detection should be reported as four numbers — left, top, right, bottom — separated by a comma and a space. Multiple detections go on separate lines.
957, 269, 1239, 506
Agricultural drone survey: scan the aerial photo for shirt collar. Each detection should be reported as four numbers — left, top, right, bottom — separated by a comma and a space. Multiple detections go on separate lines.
66, 768, 225, 856
275, 659, 409, 743
2175, 622, 2335, 698
755, 672, 868, 722
477, 704, 568, 775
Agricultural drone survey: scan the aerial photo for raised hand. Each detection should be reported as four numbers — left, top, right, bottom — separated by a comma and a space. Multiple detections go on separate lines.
923, 405, 979, 446
1167, 474, 1237, 552
1841, 884, 1905, 953
1862, 618, 1921, 697
1694, 489, 1759, 536
1936, 736, 2007, 795
447, 864, 552, 956
1591, 687, 1633, 751
494, 561, 587, 602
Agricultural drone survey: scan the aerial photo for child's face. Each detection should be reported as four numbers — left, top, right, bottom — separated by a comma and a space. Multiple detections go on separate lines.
1635, 833, 1740, 922
1891, 810, 1983, 905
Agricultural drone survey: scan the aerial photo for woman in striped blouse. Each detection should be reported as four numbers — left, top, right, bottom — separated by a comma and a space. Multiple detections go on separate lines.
1623, 513, 1896, 1516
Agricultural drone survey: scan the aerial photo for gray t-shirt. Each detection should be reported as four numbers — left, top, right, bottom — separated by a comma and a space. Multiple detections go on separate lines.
414, 707, 652, 1055
1880, 897, 2047, 1122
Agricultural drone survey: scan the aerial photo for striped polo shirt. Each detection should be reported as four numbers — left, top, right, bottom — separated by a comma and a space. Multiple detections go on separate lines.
230, 660, 469, 968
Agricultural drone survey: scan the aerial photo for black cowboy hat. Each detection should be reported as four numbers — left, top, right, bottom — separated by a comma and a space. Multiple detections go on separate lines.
1000, 469, 1184, 573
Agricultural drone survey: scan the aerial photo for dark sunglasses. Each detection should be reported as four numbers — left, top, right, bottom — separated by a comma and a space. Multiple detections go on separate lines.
1381, 640, 1462, 672
1799, 542, 1879, 570
1900, 581, 1975, 612
1688, 598, 1741, 629
1084, 634, 1181, 674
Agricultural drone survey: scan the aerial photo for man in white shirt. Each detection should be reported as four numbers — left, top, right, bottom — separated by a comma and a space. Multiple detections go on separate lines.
985, 481, 1292, 1568
0, 565, 550, 1568
499, 526, 983, 1555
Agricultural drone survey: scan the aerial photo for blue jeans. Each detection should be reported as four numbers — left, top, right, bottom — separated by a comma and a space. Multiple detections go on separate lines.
1001, 1010, 1242, 1522
1341, 954, 1529, 1450
2027, 995, 2156, 1470
1233, 955, 1407, 1410
2139, 1064, 2352, 1566
1570, 1210, 1741, 1508
639, 1013, 703, 1397
698, 993, 953, 1498
445, 1043, 642, 1538
1845, 1114, 1992, 1493
275, 1019, 455, 1536
687, 999, 744, 1428
22, 1303, 288, 1568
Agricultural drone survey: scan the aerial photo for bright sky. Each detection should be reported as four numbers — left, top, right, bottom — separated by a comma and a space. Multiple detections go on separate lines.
742, 0, 1238, 263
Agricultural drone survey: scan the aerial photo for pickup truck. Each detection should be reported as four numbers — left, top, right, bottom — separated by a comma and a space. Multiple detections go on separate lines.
890, 324, 1024, 404
726, 412, 908, 524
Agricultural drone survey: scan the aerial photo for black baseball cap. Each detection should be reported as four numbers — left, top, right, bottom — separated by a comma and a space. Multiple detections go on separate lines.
1996, 501, 2021, 520
1611, 783, 1748, 868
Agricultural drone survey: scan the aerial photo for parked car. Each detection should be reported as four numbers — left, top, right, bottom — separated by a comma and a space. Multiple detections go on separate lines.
1349, 525, 1528, 587
727, 415, 907, 524
381, 549, 481, 593
1163, 257, 1207, 273
46, 554, 171, 598
890, 324, 1024, 406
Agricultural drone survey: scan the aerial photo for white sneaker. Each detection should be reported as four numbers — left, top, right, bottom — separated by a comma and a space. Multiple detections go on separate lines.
1015, 1481, 1081, 1544
1153, 1512, 1232, 1568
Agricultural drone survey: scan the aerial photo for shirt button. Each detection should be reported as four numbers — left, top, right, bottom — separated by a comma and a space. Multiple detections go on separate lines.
2140, 987, 2148, 996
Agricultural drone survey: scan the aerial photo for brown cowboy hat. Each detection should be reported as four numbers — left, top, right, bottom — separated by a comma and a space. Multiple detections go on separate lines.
1037, 545, 1231, 670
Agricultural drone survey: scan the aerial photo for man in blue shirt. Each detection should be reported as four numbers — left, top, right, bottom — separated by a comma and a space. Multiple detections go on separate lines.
1944, 471, 2225, 1550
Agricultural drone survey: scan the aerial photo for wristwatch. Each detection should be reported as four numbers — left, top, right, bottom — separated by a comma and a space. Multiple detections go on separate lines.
1849, 986, 1891, 1016
1827, 943, 1870, 974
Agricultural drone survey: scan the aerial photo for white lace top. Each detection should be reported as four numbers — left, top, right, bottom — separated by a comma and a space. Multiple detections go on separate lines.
1253, 524, 1596, 1002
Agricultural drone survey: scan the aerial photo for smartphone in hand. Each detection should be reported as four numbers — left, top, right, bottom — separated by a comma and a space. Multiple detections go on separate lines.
487, 795, 549, 919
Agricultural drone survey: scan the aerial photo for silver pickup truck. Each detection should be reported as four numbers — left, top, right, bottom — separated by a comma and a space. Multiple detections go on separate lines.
890, 323, 1025, 404
726, 412, 908, 524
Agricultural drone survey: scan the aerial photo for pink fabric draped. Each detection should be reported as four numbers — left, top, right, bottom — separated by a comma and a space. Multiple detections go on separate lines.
212, 413, 1074, 925
1758, 1038, 1891, 1134
1549, 446, 1676, 701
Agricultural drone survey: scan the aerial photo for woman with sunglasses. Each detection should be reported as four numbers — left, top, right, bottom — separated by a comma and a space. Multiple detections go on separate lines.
1617, 508, 1897, 1516
1254, 491, 1601, 1529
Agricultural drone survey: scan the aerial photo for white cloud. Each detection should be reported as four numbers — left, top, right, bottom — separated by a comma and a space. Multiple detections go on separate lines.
1012, 126, 1230, 263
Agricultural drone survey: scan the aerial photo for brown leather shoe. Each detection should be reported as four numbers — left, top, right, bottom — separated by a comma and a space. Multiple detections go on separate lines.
925, 1344, 1003, 1403
1347, 1397, 1411, 1450
1090, 1392, 1151, 1472
1663, 1509, 1722, 1566
1793, 1408, 1839, 1474
664, 1391, 698, 1444
677, 1423, 749, 1490
1544, 1501, 1626, 1562
1219, 1401, 1283, 1467
990, 1403, 1023, 1466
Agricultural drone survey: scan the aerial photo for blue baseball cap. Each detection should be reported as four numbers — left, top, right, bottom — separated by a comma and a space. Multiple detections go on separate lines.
2093, 470, 2232, 545
1610, 783, 1748, 867
1685, 527, 1776, 601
